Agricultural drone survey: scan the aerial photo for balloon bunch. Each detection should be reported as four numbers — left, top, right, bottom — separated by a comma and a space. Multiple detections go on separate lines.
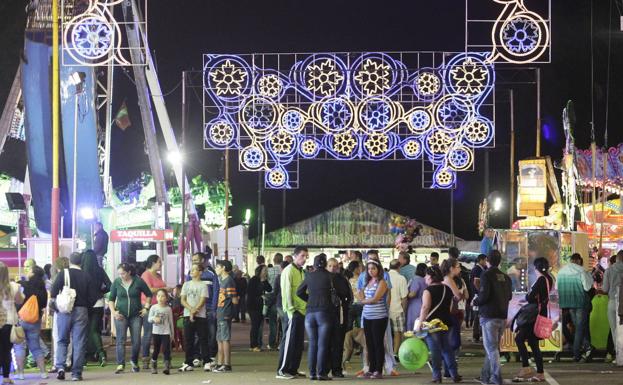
389, 215, 423, 252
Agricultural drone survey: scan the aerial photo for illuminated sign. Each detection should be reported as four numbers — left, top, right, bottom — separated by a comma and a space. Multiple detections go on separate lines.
110, 229, 174, 242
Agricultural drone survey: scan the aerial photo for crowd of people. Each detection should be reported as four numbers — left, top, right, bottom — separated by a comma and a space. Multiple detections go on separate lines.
2, 244, 623, 384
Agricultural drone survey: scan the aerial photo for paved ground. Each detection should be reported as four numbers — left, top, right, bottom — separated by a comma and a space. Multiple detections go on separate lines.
12, 322, 623, 385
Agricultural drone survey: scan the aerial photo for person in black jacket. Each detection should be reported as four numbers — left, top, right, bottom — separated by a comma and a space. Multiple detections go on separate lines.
326, 257, 353, 378
513, 257, 553, 383
82, 249, 112, 366
472, 250, 512, 385
296, 254, 349, 380
14, 265, 49, 379
247, 265, 272, 351
50, 252, 99, 381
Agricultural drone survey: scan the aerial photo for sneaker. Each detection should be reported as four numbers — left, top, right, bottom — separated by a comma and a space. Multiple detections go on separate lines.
318, 375, 332, 381
605, 353, 614, 363
204, 363, 212, 372
130, 361, 140, 373
178, 363, 194, 372
192, 358, 202, 367
512, 367, 535, 382
251, 347, 261, 352
529, 373, 545, 382
276, 371, 295, 380
213, 365, 232, 373
294, 371, 306, 377
370, 371, 382, 379
114, 365, 124, 374
57, 370, 66, 381
13, 373, 24, 380
40, 372, 49, 379
71, 375, 83, 381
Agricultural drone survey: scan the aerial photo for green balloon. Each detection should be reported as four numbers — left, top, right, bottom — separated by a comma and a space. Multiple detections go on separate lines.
398, 337, 429, 371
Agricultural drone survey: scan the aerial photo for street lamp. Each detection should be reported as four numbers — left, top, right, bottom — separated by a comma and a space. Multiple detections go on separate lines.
167, 150, 184, 166
243, 209, 252, 225
80, 207, 95, 220
493, 197, 503, 212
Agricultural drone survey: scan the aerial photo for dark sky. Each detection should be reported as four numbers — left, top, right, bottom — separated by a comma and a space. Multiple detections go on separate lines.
2, 0, 623, 241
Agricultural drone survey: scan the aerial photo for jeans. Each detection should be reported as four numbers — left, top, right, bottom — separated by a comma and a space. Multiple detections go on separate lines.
184, 317, 208, 365
568, 307, 589, 360
473, 310, 481, 340
206, 311, 217, 359
114, 315, 143, 366
266, 304, 278, 347
13, 320, 45, 360
480, 318, 506, 385
515, 325, 543, 373
363, 317, 388, 374
305, 311, 334, 377
141, 314, 153, 359
88, 307, 105, 359
425, 329, 458, 381
0, 325, 12, 379
249, 309, 264, 348
56, 306, 89, 376
152, 334, 171, 361
277, 311, 304, 375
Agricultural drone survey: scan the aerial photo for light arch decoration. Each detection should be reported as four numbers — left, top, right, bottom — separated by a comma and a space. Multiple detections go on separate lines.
467, 0, 551, 64
203, 52, 495, 189
61, 0, 147, 66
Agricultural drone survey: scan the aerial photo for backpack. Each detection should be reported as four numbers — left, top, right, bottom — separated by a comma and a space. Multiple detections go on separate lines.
56, 269, 76, 313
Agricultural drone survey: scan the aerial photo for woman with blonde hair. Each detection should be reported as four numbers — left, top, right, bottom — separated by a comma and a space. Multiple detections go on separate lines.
1, 261, 25, 384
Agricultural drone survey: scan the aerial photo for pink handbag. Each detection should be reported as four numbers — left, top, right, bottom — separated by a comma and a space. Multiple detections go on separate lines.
533, 276, 553, 339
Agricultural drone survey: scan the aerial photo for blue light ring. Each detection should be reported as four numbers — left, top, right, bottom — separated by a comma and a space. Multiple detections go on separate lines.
349, 53, 406, 98
203, 55, 253, 103
204, 115, 239, 149
361, 132, 398, 160
239, 144, 269, 171
292, 54, 349, 100
432, 94, 475, 131
265, 166, 290, 189
444, 53, 494, 101
446, 145, 474, 172
238, 96, 281, 141
404, 106, 434, 135
431, 166, 456, 189
322, 131, 361, 160
279, 107, 309, 134
400, 137, 424, 159
312, 97, 356, 134
356, 96, 401, 134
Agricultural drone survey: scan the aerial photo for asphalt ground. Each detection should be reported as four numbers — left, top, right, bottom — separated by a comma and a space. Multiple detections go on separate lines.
10, 321, 623, 385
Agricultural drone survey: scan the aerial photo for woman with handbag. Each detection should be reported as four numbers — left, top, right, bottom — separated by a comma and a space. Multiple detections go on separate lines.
246, 265, 271, 351
14, 265, 48, 379
0, 261, 25, 384
416, 265, 461, 383
81, 250, 112, 367
513, 257, 553, 383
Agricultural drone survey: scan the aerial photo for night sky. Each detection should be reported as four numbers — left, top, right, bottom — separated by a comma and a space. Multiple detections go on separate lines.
2, 0, 623, 241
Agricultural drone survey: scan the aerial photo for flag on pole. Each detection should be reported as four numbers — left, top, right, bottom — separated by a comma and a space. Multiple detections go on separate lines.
114, 101, 131, 130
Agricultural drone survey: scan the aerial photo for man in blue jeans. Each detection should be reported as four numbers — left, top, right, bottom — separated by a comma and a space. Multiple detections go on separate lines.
472, 250, 512, 385
557, 253, 593, 361
50, 252, 98, 381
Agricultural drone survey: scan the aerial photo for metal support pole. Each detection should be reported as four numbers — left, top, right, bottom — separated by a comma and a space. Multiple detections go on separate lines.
71, 94, 79, 251
536, 68, 541, 157
224, 148, 229, 259
102, 61, 114, 204
51, 0, 60, 261
450, 188, 455, 246
123, 0, 169, 214
180, 71, 187, 278
509, 89, 516, 227
257, 172, 262, 255
16, 212, 22, 278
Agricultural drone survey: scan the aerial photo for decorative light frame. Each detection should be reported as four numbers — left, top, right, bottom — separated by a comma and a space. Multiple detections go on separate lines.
61, 0, 147, 66
203, 52, 495, 189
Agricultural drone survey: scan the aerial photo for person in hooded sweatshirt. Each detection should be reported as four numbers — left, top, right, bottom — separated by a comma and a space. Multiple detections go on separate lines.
603, 250, 623, 360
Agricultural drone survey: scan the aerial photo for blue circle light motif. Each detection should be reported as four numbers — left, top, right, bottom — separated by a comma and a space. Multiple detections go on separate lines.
266, 167, 288, 188
447, 147, 472, 171
503, 17, 540, 54
320, 99, 353, 132
408, 109, 432, 134
241, 146, 265, 169
282, 110, 304, 132
72, 16, 113, 60
360, 100, 391, 131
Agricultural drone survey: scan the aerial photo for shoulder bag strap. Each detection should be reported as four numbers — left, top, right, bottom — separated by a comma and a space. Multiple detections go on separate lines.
64, 269, 71, 288
428, 285, 447, 319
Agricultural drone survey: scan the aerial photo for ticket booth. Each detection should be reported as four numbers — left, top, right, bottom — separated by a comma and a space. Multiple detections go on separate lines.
107, 229, 178, 286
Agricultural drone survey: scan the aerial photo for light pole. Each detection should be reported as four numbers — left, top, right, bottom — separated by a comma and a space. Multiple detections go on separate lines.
69, 72, 85, 252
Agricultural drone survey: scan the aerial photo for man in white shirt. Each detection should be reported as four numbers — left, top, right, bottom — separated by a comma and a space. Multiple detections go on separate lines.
387, 259, 408, 358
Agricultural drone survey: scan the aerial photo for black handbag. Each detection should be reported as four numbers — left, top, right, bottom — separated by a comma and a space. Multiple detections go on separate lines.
330, 275, 341, 308
513, 303, 538, 328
